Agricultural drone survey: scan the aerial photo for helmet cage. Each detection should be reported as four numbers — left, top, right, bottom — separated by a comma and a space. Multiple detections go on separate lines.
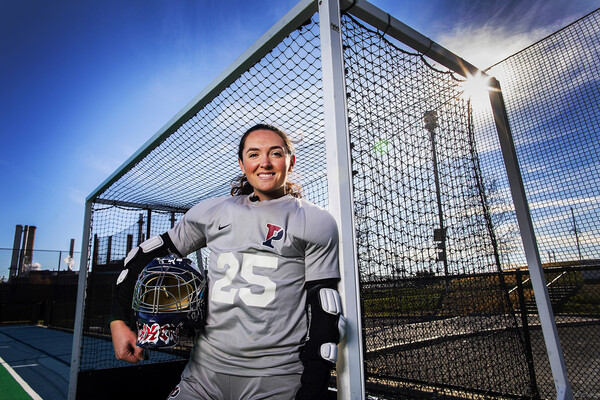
132, 260, 204, 314
132, 256, 206, 348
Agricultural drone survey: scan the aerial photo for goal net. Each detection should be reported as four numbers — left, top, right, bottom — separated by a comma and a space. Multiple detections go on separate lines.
342, 14, 532, 398
71, 1, 538, 398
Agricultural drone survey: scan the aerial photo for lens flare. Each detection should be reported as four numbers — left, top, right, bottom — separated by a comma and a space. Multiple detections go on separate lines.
460, 72, 492, 109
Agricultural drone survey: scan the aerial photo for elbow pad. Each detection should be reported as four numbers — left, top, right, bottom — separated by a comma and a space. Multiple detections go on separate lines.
110, 232, 181, 324
302, 281, 347, 365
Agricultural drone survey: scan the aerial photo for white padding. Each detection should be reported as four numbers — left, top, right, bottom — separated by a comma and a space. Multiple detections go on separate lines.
116, 269, 128, 285
319, 288, 341, 315
124, 247, 139, 267
320, 343, 338, 363
140, 235, 164, 252
338, 314, 347, 342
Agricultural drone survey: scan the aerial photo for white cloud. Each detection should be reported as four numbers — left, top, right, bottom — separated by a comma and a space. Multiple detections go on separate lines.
438, 24, 553, 70
68, 187, 87, 205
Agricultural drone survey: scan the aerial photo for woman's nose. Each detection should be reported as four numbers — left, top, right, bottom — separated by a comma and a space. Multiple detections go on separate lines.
260, 155, 272, 168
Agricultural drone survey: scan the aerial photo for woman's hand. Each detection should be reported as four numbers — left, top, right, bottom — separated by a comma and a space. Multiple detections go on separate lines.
110, 320, 145, 364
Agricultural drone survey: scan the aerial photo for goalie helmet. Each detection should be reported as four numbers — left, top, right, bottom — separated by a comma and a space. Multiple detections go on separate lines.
132, 255, 207, 348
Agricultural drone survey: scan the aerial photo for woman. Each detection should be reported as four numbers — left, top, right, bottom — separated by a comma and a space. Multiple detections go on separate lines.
110, 124, 344, 399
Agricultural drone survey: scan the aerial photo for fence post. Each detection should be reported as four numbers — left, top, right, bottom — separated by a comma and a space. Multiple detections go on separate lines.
516, 268, 541, 399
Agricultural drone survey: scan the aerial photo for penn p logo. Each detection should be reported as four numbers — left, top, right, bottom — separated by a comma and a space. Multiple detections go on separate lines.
169, 386, 181, 398
262, 223, 284, 248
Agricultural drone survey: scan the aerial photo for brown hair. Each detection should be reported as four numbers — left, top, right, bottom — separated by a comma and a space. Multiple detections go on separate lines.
230, 123, 302, 198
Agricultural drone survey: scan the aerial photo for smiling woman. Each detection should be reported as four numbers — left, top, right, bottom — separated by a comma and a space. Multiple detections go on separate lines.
238, 128, 296, 201
232, 124, 302, 200
109, 123, 344, 399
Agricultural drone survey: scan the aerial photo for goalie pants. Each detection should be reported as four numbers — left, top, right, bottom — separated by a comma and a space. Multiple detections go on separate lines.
168, 361, 301, 400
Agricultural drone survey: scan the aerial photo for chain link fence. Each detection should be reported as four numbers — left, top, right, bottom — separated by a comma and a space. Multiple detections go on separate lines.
476, 8, 600, 399
512, 265, 600, 399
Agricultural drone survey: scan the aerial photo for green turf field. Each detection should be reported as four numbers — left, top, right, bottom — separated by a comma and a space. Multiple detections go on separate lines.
0, 359, 35, 400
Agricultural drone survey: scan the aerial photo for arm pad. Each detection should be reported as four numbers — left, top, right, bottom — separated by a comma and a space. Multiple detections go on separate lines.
301, 280, 346, 364
295, 279, 345, 400
109, 232, 181, 324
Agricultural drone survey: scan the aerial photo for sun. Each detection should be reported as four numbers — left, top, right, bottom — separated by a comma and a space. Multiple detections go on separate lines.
459, 71, 493, 109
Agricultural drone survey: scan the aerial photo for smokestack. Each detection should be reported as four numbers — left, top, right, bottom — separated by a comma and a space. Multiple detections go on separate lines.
19, 225, 29, 274
9, 225, 23, 280
69, 238, 75, 271
24, 226, 36, 266
18, 225, 37, 275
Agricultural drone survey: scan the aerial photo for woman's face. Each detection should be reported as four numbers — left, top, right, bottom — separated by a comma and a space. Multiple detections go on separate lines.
238, 129, 295, 201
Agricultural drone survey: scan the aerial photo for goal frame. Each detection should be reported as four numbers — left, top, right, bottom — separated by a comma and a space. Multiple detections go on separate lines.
69, 0, 572, 399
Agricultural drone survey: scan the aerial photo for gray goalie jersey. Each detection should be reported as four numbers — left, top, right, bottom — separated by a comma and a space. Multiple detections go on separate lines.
167, 194, 340, 376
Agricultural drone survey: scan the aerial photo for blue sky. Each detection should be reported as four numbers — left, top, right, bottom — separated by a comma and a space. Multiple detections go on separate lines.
0, 0, 597, 259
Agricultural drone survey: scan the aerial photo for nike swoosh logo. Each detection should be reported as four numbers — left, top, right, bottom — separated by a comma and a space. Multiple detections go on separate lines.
218, 224, 231, 231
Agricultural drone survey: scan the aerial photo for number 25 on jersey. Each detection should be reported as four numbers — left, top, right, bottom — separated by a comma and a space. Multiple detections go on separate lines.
211, 252, 278, 308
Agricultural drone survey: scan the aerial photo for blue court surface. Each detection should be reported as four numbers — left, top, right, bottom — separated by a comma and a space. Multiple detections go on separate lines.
0, 325, 72, 400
